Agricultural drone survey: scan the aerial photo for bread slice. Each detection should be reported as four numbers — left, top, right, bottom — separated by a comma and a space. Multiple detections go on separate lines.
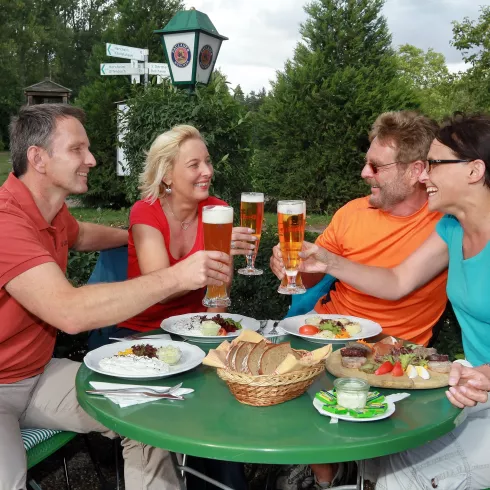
226, 342, 243, 370
259, 342, 293, 375
235, 342, 256, 373
247, 340, 269, 375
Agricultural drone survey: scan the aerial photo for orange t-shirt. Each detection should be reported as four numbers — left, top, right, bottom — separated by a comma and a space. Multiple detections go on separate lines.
314, 196, 447, 346
0, 174, 80, 384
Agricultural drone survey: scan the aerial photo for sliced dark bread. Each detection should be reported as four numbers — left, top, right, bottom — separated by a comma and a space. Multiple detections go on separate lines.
235, 342, 256, 373
247, 340, 269, 375
258, 342, 293, 375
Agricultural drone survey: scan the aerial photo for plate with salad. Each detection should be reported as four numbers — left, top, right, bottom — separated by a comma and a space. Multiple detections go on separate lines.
279, 314, 382, 344
161, 313, 259, 343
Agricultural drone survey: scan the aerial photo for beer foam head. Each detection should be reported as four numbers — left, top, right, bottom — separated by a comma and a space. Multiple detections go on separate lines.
277, 200, 305, 215
202, 205, 233, 224
241, 192, 264, 203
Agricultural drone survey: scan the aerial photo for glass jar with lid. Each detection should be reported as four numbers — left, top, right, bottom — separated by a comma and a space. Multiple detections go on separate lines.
334, 377, 370, 409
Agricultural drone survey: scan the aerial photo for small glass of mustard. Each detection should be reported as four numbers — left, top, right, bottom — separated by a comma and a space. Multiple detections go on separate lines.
334, 377, 370, 409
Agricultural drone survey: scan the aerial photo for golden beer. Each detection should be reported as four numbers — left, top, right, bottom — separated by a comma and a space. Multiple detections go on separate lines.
202, 205, 233, 307
238, 192, 264, 276
277, 200, 306, 294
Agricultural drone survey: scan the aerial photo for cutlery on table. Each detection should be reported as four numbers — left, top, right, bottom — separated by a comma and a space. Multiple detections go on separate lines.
87, 382, 183, 395
269, 321, 280, 336
86, 390, 184, 400
258, 320, 268, 334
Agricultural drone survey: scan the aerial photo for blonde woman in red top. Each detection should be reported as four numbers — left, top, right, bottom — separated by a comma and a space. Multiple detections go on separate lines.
118, 124, 255, 334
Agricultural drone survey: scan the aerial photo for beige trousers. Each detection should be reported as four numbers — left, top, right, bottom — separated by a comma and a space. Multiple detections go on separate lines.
0, 358, 181, 490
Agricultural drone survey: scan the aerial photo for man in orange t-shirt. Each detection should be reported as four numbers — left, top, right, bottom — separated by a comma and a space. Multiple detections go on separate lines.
271, 111, 448, 488
272, 110, 447, 347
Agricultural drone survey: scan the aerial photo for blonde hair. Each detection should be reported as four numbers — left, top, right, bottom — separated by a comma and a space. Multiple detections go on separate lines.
139, 124, 204, 202
369, 111, 438, 164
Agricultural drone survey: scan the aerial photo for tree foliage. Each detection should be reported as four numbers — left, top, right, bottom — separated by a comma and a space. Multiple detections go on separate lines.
251, 0, 419, 213
121, 73, 252, 209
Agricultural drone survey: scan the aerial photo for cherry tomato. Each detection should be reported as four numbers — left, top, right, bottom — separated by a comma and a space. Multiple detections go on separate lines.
217, 328, 227, 336
391, 361, 404, 377
299, 324, 320, 335
375, 360, 394, 375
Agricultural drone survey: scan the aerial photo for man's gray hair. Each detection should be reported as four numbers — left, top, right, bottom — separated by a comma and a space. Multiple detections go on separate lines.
9, 104, 86, 177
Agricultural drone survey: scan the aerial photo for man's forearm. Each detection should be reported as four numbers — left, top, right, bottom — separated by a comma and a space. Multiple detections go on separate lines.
74, 222, 128, 252
60, 267, 183, 334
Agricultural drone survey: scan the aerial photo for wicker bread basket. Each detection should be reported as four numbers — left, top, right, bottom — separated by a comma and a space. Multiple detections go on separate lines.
217, 350, 325, 406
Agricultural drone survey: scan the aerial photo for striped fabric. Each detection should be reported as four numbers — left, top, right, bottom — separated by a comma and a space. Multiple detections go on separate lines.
21, 428, 62, 451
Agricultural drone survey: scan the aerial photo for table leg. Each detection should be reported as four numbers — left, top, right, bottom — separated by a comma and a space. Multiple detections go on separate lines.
175, 464, 236, 490
331, 459, 365, 490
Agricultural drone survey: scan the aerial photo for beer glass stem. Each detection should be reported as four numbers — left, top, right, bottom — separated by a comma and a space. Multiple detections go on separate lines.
285, 270, 298, 288
245, 253, 255, 269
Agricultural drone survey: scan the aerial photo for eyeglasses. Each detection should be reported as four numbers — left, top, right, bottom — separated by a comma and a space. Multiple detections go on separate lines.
365, 161, 402, 174
425, 159, 470, 173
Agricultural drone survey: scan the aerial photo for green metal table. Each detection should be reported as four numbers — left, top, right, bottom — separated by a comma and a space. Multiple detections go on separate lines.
76, 335, 463, 467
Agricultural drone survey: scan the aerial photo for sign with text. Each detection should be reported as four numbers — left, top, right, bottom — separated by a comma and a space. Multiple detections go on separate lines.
106, 43, 148, 61
147, 63, 170, 77
100, 63, 144, 76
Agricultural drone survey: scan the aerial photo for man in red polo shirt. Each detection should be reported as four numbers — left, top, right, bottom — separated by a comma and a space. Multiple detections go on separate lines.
0, 104, 232, 490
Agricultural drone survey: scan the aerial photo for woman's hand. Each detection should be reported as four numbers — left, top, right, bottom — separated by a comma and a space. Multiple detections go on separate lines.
298, 242, 333, 274
446, 362, 490, 408
230, 227, 257, 256
270, 244, 285, 280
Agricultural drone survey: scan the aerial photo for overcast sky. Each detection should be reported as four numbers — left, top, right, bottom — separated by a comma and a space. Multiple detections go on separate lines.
184, 0, 489, 94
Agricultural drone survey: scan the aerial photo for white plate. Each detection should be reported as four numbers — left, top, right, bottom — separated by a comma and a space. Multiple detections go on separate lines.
279, 314, 382, 344
83, 340, 205, 380
161, 313, 259, 343
313, 397, 395, 422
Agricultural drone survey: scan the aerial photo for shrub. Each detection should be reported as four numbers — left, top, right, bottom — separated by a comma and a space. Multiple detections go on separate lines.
122, 74, 252, 208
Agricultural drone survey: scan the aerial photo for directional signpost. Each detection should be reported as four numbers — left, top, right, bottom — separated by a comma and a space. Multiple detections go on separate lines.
106, 43, 148, 62
101, 43, 169, 85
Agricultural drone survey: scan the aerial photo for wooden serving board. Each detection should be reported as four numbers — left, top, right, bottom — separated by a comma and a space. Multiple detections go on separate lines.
325, 350, 449, 390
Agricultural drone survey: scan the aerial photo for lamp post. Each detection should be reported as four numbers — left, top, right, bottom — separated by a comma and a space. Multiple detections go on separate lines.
154, 8, 228, 91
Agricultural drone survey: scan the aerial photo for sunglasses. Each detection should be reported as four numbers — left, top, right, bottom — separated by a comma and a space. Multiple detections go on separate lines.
365, 161, 402, 174
425, 159, 470, 172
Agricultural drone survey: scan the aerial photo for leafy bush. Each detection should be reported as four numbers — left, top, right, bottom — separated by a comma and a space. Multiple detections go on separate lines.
122, 74, 252, 208
67, 250, 99, 286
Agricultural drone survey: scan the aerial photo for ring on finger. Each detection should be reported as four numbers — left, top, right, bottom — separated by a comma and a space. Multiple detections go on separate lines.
218, 261, 224, 270
230, 241, 236, 249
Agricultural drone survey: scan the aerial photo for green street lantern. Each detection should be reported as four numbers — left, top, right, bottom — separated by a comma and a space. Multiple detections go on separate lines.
154, 8, 228, 89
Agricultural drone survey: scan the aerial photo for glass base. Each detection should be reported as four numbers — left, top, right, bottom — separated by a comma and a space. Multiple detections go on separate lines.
238, 267, 264, 276
277, 284, 306, 295
202, 297, 231, 307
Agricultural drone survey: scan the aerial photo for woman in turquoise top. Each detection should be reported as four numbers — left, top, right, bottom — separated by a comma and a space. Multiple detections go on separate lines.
300, 113, 490, 489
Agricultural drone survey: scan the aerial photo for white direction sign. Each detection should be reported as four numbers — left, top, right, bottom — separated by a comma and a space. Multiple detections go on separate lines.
147, 63, 170, 77
100, 63, 144, 76
106, 43, 148, 62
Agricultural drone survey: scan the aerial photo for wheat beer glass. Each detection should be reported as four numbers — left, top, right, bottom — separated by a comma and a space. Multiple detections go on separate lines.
277, 200, 306, 295
238, 192, 264, 276
202, 205, 233, 307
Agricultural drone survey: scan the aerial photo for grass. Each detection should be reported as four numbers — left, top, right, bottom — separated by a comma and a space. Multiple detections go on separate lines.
69, 207, 130, 227
265, 211, 331, 231
0, 152, 11, 184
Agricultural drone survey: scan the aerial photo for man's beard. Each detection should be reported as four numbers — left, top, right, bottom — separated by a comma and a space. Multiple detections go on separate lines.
367, 181, 411, 210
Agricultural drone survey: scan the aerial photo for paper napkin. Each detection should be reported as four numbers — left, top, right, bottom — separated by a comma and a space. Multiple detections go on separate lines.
89, 382, 194, 408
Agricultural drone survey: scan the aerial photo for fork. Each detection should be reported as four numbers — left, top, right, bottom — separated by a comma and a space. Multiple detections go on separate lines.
86, 390, 184, 400
269, 321, 280, 336
87, 382, 183, 396
258, 320, 268, 334
109, 334, 169, 342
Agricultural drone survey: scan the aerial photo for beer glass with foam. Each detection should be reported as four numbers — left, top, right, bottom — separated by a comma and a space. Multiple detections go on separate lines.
202, 205, 234, 307
238, 192, 264, 276
277, 200, 306, 295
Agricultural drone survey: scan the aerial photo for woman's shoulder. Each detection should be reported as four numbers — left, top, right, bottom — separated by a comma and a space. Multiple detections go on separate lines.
130, 198, 163, 224
436, 214, 461, 242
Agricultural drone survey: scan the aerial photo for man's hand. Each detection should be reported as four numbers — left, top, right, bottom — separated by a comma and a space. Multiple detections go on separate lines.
270, 243, 285, 280
230, 227, 257, 256
446, 362, 490, 408
298, 241, 332, 274
175, 251, 231, 290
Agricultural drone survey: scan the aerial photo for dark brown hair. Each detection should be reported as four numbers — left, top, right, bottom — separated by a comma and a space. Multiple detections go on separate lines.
9, 104, 86, 177
437, 113, 490, 188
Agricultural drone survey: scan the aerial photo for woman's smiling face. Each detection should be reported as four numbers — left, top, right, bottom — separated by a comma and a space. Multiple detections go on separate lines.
166, 137, 213, 202
419, 139, 471, 213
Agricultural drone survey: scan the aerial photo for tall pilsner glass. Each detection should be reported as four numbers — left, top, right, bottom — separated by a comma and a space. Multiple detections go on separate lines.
238, 192, 264, 276
202, 205, 234, 307
277, 200, 306, 295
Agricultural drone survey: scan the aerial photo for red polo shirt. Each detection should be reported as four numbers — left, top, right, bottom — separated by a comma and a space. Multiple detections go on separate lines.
0, 173, 79, 384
